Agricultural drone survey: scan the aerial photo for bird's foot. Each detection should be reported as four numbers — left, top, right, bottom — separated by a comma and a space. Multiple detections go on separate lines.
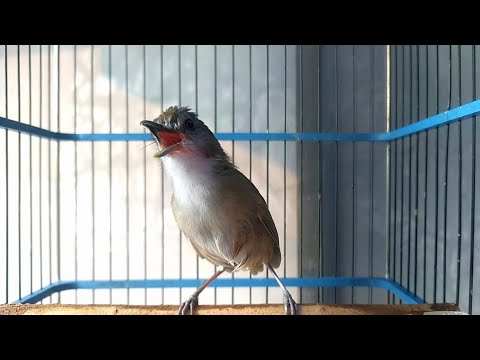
178, 295, 198, 315
283, 291, 298, 315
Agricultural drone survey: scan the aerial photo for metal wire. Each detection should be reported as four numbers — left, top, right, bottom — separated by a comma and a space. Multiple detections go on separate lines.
334, 45, 339, 304
318, 45, 323, 303
266, 45, 270, 304
231, 44, 235, 305
442, 46, 452, 304
160, 45, 165, 305
248, 44, 252, 305
90, 45, 96, 303
38, 45, 43, 304
414, 45, 420, 296
4, 45, 9, 304
468, 46, 477, 315
48, 45, 52, 303
299, 45, 304, 305
194, 45, 199, 289
178, 45, 182, 306
422, 46, 429, 303
28, 45, 33, 296
125, 45, 130, 304
213, 44, 217, 305
143, 45, 147, 305
369, 45, 374, 304
73, 45, 78, 304
1, 45, 479, 314
17, 45, 22, 301
108, 45, 113, 304
283, 44, 287, 287
456, 45, 463, 307
352, 45, 356, 304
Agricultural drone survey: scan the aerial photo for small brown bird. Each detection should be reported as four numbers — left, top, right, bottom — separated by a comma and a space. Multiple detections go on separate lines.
141, 106, 297, 315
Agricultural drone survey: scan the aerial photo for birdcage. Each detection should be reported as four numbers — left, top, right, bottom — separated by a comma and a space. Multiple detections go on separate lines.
0, 45, 476, 315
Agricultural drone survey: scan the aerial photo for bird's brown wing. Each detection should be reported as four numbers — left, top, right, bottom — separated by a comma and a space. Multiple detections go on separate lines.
233, 169, 282, 269
257, 208, 281, 268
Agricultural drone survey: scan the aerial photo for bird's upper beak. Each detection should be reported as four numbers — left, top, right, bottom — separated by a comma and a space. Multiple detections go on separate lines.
140, 120, 184, 158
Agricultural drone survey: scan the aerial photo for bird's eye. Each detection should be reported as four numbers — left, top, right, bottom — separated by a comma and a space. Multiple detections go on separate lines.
185, 119, 194, 130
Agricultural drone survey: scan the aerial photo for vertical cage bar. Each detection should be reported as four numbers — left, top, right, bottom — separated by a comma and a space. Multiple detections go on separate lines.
404, 46, 412, 298
426, 45, 439, 304
73, 45, 78, 304
386, 106, 391, 301
17, 45, 22, 301
457, 45, 474, 313
299, 45, 304, 304
213, 44, 218, 305
372, 45, 388, 304
48, 45, 52, 301
433, 46, 440, 303
399, 45, 404, 303
28, 45, 33, 295
415, 45, 427, 302
469, 46, 477, 315
408, 45, 418, 297
406, 47, 412, 295
248, 45, 252, 304
283, 46, 289, 274
38, 45, 43, 304
455, 45, 463, 307
160, 45, 165, 304
4, 45, 9, 304
194, 45, 199, 284
369, 45, 374, 304
56, 45, 61, 300
442, 46, 452, 303
351, 46, 356, 304
385, 46, 391, 304
422, 46, 430, 302
393, 45, 399, 303
387, 46, 395, 304
445, 45, 461, 305
125, 45, 130, 304
283, 44, 287, 293
143, 45, 147, 305
231, 44, 235, 305
334, 45, 339, 304
178, 45, 182, 305
90, 45, 95, 303
394, 46, 401, 303
266, 45, 270, 303
318, 45, 323, 303
414, 45, 420, 296
108, 44, 113, 304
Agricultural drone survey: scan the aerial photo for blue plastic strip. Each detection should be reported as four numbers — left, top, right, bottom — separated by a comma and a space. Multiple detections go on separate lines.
13, 277, 423, 305
385, 99, 480, 140
2, 100, 480, 142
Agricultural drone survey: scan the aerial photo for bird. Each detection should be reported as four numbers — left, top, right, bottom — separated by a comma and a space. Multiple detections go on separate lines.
140, 106, 298, 315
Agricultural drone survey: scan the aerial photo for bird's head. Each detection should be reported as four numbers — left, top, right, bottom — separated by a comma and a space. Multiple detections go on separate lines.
141, 106, 226, 160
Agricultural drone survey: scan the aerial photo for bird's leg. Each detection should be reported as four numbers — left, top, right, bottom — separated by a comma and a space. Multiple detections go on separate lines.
178, 268, 225, 315
268, 264, 298, 315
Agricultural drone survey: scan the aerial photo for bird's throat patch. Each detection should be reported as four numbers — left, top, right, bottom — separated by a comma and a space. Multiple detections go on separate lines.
159, 131, 184, 149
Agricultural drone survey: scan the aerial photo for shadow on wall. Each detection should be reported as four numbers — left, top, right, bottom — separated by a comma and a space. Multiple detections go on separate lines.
0, 44, 303, 305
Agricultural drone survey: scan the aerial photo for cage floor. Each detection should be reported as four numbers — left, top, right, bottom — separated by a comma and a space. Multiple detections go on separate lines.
0, 302, 461, 315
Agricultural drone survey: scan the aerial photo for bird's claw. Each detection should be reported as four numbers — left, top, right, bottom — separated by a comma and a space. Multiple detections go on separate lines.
283, 291, 298, 315
178, 296, 198, 315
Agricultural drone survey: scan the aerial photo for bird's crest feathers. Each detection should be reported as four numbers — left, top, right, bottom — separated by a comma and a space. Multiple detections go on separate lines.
154, 106, 198, 125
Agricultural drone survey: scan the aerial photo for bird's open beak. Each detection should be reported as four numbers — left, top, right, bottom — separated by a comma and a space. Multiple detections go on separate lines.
140, 120, 184, 158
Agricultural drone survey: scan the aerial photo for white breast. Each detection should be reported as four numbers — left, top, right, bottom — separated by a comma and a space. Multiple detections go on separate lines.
161, 154, 217, 210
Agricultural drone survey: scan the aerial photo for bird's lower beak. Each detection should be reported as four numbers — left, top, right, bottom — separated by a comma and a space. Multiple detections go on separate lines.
140, 120, 184, 158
